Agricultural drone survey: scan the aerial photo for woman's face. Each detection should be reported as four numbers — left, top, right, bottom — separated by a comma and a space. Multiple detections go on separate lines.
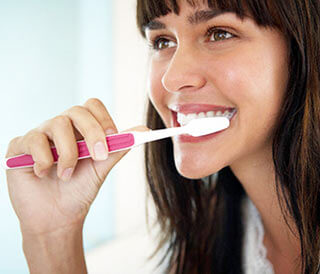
145, 1, 288, 179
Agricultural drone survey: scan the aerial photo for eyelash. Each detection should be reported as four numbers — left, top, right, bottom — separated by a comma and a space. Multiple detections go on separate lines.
149, 27, 235, 51
205, 26, 234, 42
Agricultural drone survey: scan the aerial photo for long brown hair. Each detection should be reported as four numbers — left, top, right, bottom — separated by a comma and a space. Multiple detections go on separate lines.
137, 0, 320, 273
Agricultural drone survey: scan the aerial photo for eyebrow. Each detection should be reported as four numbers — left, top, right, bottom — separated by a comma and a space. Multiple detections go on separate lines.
144, 9, 228, 31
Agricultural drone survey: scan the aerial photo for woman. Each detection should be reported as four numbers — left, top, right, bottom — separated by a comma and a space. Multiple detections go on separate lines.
5, 0, 320, 273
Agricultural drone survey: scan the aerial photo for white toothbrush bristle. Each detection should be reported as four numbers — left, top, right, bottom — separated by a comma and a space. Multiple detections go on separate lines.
185, 117, 230, 137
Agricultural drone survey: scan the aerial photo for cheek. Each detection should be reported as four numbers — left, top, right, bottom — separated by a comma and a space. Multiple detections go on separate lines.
217, 46, 288, 122
147, 62, 168, 122
225, 48, 288, 161
148, 66, 161, 103
217, 55, 273, 104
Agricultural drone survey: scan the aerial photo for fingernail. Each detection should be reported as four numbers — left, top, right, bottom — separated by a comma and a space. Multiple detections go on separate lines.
38, 169, 48, 178
105, 128, 117, 135
94, 142, 108, 160
62, 168, 73, 182
34, 163, 45, 178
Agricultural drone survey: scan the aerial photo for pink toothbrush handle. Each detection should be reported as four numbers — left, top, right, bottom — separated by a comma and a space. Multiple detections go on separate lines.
4, 133, 135, 169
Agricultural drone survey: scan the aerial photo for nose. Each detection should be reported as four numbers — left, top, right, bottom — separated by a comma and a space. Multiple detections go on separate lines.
161, 45, 206, 93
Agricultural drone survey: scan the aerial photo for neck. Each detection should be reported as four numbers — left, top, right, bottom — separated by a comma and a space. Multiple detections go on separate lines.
230, 147, 301, 264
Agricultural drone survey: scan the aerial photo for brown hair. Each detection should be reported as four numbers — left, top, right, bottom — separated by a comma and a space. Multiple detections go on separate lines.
137, 0, 320, 273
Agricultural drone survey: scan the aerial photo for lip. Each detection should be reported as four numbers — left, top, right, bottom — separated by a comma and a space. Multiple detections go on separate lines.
169, 103, 235, 115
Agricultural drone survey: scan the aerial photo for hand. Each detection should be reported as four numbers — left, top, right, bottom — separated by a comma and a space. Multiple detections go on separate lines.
5, 98, 149, 236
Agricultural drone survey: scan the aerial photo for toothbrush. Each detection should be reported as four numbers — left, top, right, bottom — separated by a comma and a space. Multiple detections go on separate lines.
2, 117, 229, 170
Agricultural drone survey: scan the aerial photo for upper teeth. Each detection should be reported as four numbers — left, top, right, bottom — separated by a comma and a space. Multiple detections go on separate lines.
177, 110, 235, 126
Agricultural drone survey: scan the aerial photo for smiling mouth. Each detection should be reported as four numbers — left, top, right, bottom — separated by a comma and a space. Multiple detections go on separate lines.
169, 104, 237, 127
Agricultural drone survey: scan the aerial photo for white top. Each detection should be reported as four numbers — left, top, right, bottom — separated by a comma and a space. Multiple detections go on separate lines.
242, 197, 275, 273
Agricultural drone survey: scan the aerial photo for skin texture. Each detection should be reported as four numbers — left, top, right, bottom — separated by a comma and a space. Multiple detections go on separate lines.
5, 97, 149, 273
146, 4, 288, 179
5, 1, 300, 273
146, 2, 300, 273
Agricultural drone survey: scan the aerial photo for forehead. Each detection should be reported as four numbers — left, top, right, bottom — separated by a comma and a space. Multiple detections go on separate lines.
145, 10, 242, 33
138, 0, 278, 37
141, 0, 248, 31
144, 1, 248, 33
148, 0, 248, 18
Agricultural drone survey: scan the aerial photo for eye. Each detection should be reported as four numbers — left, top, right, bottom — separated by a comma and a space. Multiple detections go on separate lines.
206, 28, 234, 42
150, 37, 176, 51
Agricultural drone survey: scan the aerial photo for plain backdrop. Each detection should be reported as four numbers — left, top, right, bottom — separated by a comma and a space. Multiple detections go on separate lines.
0, 0, 163, 273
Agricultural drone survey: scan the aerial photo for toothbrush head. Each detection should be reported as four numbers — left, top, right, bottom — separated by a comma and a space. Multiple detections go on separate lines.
184, 117, 230, 137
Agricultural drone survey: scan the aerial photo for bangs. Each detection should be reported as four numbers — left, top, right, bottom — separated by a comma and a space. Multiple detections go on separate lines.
137, 0, 279, 37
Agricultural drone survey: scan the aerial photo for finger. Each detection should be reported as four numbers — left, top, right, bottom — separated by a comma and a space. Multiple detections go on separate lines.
61, 106, 109, 161
83, 98, 118, 135
16, 130, 54, 177
43, 115, 78, 182
121, 125, 151, 133
6, 136, 24, 158
93, 125, 151, 180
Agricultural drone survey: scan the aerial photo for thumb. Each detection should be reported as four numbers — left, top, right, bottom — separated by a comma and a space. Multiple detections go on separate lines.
93, 125, 151, 179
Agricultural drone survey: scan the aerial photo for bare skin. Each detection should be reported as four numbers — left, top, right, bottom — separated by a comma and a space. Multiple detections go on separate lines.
145, 1, 300, 272
6, 98, 149, 273
6, 1, 301, 273
232, 148, 301, 273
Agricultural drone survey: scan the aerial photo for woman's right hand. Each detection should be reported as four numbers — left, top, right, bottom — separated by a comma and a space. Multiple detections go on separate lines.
5, 98, 149, 236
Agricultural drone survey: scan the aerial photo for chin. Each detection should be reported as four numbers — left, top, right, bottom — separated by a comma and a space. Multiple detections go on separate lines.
174, 155, 224, 180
